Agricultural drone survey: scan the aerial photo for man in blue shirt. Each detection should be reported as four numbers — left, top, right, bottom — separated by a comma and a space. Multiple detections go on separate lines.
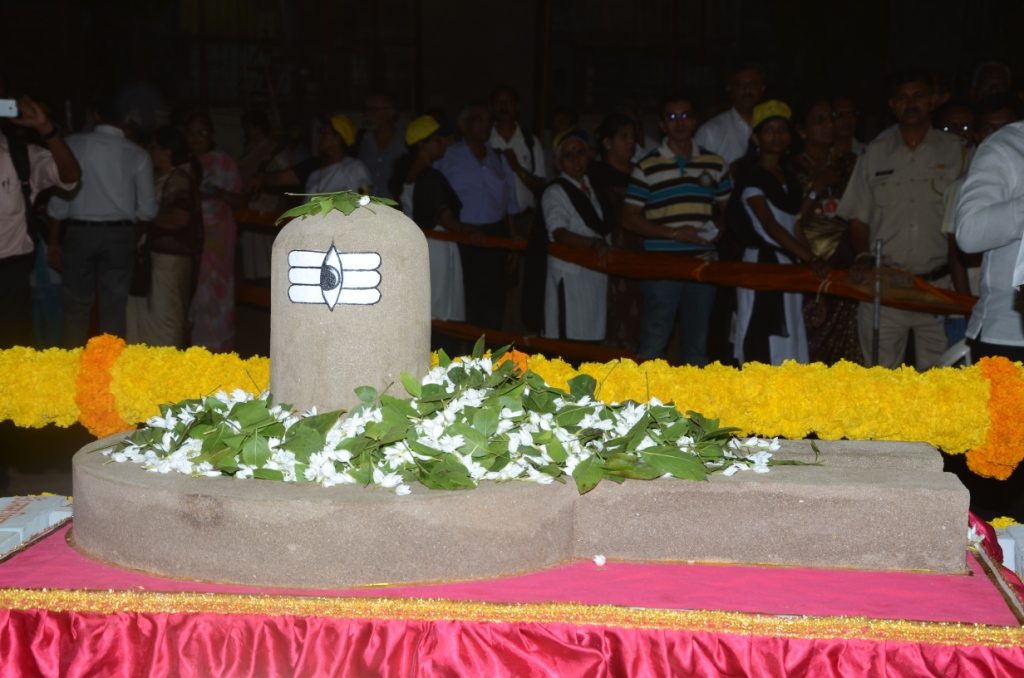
437, 102, 520, 330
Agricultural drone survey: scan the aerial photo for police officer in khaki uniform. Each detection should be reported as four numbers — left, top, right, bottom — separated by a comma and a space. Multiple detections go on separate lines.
838, 70, 967, 369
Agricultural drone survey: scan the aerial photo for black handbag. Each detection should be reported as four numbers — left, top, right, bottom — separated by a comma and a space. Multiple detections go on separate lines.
129, 235, 152, 297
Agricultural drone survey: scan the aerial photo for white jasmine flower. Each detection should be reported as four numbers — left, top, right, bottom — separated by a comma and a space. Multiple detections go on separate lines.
722, 463, 745, 477
454, 388, 487, 410
489, 460, 526, 481
305, 453, 338, 483
146, 412, 176, 429
235, 464, 256, 480
635, 435, 657, 451
417, 416, 447, 441
460, 456, 489, 480
968, 526, 984, 547
507, 428, 534, 454
422, 365, 453, 387
524, 464, 555, 485
372, 468, 404, 488
358, 194, 371, 206
194, 462, 221, 477
324, 425, 346, 450
593, 554, 607, 567
438, 434, 465, 453
579, 411, 614, 431
382, 441, 416, 468
745, 450, 773, 473
613, 401, 646, 434
395, 483, 411, 496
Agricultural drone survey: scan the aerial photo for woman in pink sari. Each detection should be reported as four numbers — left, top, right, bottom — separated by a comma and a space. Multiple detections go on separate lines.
185, 112, 243, 352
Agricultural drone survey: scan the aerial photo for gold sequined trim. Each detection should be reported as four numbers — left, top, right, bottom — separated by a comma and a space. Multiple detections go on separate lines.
1, 588, 1022, 647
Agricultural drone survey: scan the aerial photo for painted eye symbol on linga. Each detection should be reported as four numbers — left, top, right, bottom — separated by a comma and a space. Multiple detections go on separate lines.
320, 246, 344, 309
287, 245, 382, 310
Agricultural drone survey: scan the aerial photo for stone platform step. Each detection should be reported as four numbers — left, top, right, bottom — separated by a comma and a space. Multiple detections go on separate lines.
71, 437, 969, 588
771, 439, 945, 471
574, 464, 967, 572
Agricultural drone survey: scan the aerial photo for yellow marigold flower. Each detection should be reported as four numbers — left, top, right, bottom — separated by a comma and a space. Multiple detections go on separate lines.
989, 516, 1020, 530
112, 345, 269, 425
0, 345, 81, 428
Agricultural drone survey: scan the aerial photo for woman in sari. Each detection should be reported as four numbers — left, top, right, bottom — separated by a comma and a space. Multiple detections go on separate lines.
185, 112, 243, 352
126, 126, 202, 347
789, 98, 861, 364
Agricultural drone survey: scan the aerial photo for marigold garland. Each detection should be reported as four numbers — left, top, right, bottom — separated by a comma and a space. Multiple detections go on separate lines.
74, 335, 131, 438
524, 357, 991, 455
2, 341, 1023, 479
968, 357, 1024, 480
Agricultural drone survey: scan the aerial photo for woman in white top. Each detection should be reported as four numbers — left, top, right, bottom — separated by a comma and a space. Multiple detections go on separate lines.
305, 114, 372, 196
542, 131, 610, 340
729, 100, 820, 365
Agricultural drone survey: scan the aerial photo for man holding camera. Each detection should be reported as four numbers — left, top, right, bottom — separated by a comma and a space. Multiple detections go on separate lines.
0, 96, 80, 348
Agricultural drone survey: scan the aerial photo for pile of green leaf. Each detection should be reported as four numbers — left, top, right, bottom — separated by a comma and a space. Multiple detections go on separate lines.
104, 342, 804, 494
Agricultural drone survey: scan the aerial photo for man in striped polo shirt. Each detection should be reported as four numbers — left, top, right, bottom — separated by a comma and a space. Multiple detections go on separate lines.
623, 95, 732, 365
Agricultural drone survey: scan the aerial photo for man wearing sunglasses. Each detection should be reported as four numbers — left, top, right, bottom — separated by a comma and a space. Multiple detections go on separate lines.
623, 96, 732, 365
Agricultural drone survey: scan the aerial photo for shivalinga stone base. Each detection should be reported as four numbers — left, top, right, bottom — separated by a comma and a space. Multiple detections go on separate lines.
71, 436, 969, 588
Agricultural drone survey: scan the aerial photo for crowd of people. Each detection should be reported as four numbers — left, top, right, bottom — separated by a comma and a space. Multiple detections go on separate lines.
2, 60, 1023, 372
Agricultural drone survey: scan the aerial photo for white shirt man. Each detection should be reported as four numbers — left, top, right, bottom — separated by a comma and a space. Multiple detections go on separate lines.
488, 123, 546, 211
694, 107, 751, 165
955, 121, 1024, 359
47, 122, 158, 347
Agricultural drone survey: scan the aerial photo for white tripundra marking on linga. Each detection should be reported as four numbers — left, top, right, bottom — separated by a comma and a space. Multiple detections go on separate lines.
287, 246, 382, 309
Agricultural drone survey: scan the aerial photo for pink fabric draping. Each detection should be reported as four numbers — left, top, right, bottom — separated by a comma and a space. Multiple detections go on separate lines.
2, 608, 1023, 678
0, 525, 1019, 626
969, 512, 1024, 604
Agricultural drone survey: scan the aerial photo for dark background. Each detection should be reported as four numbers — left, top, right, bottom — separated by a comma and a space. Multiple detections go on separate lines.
2, 0, 1022, 133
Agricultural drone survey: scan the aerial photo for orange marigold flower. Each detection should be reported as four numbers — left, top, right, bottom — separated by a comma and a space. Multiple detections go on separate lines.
967, 357, 1024, 480
495, 349, 530, 374
75, 334, 132, 438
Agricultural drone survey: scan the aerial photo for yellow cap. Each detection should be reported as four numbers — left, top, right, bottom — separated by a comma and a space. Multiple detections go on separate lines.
553, 128, 589, 154
329, 114, 356, 147
751, 99, 792, 130
405, 115, 440, 146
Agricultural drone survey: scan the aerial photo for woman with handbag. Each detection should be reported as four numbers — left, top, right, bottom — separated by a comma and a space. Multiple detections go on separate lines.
789, 98, 861, 364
